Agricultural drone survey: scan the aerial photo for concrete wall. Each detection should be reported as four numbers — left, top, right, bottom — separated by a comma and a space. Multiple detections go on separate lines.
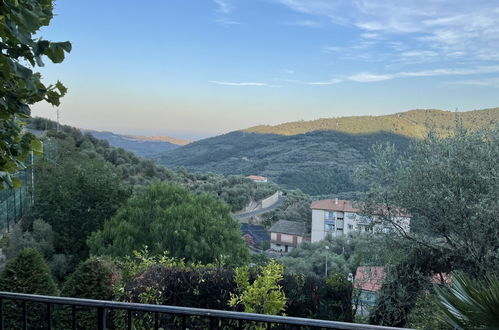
261, 191, 280, 209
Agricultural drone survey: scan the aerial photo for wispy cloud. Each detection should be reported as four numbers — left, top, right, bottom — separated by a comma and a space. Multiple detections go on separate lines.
213, 0, 238, 26
276, 0, 499, 64
306, 78, 343, 85
209, 80, 273, 86
450, 77, 499, 88
213, 0, 231, 14
215, 17, 239, 26
347, 65, 499, 82
288, 20, 323, 28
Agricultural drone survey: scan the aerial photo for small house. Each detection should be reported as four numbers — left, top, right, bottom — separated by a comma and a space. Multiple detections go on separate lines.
269, 220, 306, 253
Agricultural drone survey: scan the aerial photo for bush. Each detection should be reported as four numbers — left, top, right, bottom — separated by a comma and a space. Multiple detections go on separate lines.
0, 248, 58, 329
57, 257, 120, 329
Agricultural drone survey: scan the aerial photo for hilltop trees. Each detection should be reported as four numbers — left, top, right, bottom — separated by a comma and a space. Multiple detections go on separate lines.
88, 183, 250, 266
0, 0, 71, 188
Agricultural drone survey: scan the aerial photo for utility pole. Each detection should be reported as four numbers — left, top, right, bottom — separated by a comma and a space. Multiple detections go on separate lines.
325, 245, 329, 277
56, 107, 60, 132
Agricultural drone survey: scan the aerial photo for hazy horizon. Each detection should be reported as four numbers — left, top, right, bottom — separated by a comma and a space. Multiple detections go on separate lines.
31, 0, 499, 139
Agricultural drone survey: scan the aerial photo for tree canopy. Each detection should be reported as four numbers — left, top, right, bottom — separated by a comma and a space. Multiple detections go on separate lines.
88, 183, 250, 266
32, 141, 131, 264
358, 124, 499, 326
360, 124, 499, 277
0, 0, 71, 188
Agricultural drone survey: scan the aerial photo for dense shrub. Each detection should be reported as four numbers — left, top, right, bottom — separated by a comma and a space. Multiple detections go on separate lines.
56, 257, 120, 329
122, 263, 352, 321
0, 248, 58, 329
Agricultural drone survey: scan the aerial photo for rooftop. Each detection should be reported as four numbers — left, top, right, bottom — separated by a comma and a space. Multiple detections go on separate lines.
354, 266, 386, 292
269, 220, 306, 237
248, 175, 268, 182
311, 199, 359, 213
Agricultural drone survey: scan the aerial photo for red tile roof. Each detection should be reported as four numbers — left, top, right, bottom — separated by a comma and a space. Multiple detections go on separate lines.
248, 175, 267, 181
310, 199, 359, 213
354, 266, 386, 292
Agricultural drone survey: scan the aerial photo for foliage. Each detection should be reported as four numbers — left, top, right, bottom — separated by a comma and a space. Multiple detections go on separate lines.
0, 0, 70, 188
368, 246, 451, 327
31, 143, 131, 266
28, 117, 288, 213
156, 109, 498, 196
118, 253, 352, 322
0, 248, 58, 329
5, 219, 54, 259
435, 273, 499, 330
280, 233, 395, 278
57, 257, 120, 329
116, 247, 187, 283
229, 260, 286, 315
246, 108, 499, 137
324, 272, 354, 322
407, 293, 451, 330
88, 183, 250, 266
359, 124, 499, 278
358, 124, 499, 326
155, 129, 410, 196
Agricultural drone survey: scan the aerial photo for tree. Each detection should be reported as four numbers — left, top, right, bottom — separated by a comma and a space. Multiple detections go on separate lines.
5, 219, 54, 259
359, 124, 499, 326
359, 124, 499, 277
0, 0, 71, 188
57, 257, 120, 329
32, 145, 131, 265
435, 273, 499, 330
88, 183, 250, 266
0, 248, 58, 329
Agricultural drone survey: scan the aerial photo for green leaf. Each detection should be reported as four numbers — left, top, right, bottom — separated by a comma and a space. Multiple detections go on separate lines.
30, 139, 43, 155
55, 81, 68, 96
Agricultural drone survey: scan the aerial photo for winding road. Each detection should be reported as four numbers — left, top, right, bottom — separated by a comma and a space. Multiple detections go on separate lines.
232, 195, 286, 220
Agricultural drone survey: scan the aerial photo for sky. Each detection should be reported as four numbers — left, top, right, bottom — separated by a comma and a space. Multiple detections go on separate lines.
31, 0, 499, 139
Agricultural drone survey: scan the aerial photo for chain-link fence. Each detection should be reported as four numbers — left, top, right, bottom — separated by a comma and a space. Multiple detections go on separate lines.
0, 158, 34, 233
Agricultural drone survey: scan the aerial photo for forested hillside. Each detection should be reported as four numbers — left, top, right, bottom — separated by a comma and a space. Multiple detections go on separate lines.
155, 108, 498, 196
84, 130, 182, 158
246, 108, 499, 137
27, 117, 284, 212
155, 130, 411, 196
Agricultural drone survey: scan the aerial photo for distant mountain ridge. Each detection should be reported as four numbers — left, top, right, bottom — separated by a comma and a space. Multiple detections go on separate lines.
245, 108, 499, 137
155, 108, 498, 196
85, 130, 188, 158
126, 135, 191, 145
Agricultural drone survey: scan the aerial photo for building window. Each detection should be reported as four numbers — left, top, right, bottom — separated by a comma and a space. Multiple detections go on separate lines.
325, 220, 335, 231
348, 224, 353, 230
326, 211, 334, 219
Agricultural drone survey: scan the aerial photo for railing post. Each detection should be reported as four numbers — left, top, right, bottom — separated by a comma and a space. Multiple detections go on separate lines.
127, 309, 132, 330
72, 305, 76, 330
97, 307, 106, 330
0, 298, 3, 330
22, 300, 27, 330
47, 303, 52, 330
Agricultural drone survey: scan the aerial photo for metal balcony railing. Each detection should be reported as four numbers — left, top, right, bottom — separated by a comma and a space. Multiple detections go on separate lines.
0, 291, 410, 330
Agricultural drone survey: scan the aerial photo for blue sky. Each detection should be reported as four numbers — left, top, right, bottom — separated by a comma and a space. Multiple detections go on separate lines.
32, 0, 499, 139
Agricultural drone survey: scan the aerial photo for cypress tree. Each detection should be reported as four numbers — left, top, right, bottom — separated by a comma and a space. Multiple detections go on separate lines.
57, 257, 119, 329
0, 248, 58, 329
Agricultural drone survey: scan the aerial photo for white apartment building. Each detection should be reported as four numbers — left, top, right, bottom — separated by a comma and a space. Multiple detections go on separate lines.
310, 199, 410, 243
